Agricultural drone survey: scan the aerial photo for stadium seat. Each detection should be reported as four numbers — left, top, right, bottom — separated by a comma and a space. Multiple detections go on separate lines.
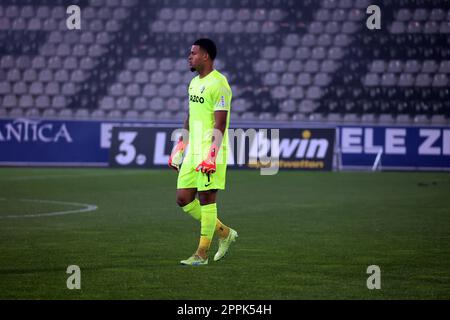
285, 34, 300, 47
23, 69, 37, 82
63, 57, 78, 70
387, 60, 403, 73
299, 100, 317, 113
7, 105, 24, 116
317, 34, 333, 47
326, 113, 342, 123
292, 113, 307, 122
297, 74, 312, 86
432, 74, 449, 87
308, 113, 324, 122
271, 60, 287, 73
289, 86, 304, 100
304, 60, 319, 73
381, 74, 397, 86
7, 69, 21, 82
415, 74, 432, 86
240, 112, 258, 121
268, 8, 284, 21
343, 113, 360, 123
398, 73, 415, 86
106, 110, 122, 119
32, 57, 46, 69
316, 9, 331, 21
321, 60, 338, 72
430, 114, 447, 125
263, 73, 279, 86
42, 108, 57, 118
61, 83, 76, 96
91, 109, 106, 119
311, 47, 327, 60
378, 114, 395, 124
281, 73, 296, 86
413, 114, 430, 124
205, 8, 220, 21
124, 110, 139, 120
25, 108, 40, 118
271, 86, 288, 99
275, 112, 290, 121
19, 95, 33, 108
430, 8, 445, 21
99, 96, 115, 110
262, 46, 277, 60
254, 60, 271, 73
125, 84, 140, 97
74, 109, 90, 119
141, 110, 156, 120
116, 97, 131, 110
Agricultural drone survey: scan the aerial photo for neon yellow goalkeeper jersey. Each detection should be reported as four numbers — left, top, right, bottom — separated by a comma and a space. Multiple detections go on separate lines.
187, 69, 232, 165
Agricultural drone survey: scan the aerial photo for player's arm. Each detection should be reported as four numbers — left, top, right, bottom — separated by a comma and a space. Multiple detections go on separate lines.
168, 113, 189, 172
196, 84, 230, 174
183, 114, 189, 135
211, 110, 227, 150
195, 111, 227, 174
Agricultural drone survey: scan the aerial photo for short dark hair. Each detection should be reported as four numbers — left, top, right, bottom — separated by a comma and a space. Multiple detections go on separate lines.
193, 38, 217, 61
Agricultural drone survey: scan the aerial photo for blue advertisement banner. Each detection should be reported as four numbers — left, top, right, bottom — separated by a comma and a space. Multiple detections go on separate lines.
339, 126, 450, 170
1, 118, 449, 170
0, 118, 181, 165
0, 118, 106, 165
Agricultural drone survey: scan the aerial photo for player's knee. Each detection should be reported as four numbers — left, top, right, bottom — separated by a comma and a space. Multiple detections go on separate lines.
176, 195, 191, 207
198, 190, 217, 205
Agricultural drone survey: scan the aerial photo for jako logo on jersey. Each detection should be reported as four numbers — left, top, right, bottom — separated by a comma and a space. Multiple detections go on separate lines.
190, 95, 204, 104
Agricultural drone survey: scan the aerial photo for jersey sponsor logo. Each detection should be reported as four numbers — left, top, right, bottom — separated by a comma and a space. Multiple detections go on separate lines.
189, 94, 204, 104
200, 86, 206, 93
219, 95, 226, 108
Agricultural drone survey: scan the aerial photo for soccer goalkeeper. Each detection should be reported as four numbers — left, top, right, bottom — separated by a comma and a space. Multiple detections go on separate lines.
168, 38, 238, 266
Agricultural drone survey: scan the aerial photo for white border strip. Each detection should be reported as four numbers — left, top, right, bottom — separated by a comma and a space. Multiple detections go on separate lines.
0, 198, 98, 219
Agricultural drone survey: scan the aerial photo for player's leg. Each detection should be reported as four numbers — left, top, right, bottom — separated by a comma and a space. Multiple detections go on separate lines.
177, 158, 201, 221
196, 189, 218, 259
200, 190, 238, 262
177, 160, 210, 265
176, 188, 201, 220
198, 165, 238, 262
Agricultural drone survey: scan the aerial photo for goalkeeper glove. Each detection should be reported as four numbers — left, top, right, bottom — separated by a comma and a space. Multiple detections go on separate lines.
195, 144, 218, 174
168, 140, 186, 172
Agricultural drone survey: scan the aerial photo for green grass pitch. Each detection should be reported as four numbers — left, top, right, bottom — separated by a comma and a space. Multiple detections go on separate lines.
0, 168, 449, 299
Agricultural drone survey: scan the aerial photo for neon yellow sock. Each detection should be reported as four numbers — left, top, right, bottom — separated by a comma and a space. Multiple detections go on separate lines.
201, 203, 217, 240
182, 199, 201, 221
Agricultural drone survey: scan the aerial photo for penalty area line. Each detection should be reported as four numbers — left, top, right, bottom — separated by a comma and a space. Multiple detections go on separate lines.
0, 198, 98, 219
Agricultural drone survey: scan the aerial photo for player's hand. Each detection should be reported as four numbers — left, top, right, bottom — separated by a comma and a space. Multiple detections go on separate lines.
196, 159, 216, 174
168, 140, 186, 172
196, 144, 218, 174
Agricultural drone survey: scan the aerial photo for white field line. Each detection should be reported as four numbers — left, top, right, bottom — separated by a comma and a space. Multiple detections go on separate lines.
0, 198, 98, 219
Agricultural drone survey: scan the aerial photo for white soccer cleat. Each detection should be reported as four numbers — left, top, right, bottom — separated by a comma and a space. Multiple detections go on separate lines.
214, 229, 238, 262
180, 254, 208, 266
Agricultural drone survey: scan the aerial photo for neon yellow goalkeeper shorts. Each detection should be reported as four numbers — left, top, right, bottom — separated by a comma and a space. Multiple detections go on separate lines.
177, 152, 227, 191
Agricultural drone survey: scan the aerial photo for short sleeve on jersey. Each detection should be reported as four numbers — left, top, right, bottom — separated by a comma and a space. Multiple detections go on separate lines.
212, 84, 231, 112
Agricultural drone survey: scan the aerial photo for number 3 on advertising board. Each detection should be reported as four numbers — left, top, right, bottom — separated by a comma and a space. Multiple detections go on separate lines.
115, 131, 137, 165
